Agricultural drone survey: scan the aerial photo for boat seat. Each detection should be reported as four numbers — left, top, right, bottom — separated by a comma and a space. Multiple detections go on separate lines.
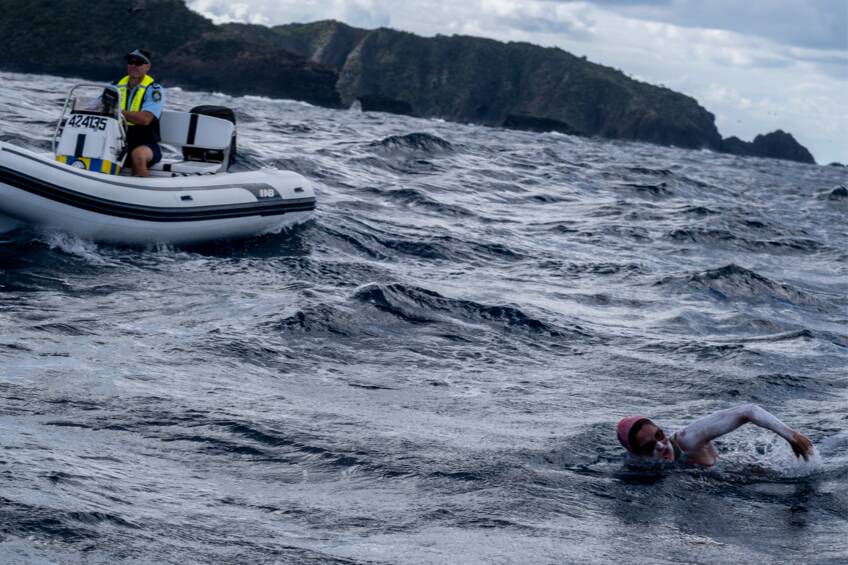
158, 110, 234, 150
149, 159, 223, 175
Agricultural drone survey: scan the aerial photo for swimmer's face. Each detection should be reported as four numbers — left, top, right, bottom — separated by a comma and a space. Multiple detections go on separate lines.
634, 423, 673, 461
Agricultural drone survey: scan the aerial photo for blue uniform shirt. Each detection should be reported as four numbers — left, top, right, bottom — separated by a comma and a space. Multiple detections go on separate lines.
130, 82, 165, 119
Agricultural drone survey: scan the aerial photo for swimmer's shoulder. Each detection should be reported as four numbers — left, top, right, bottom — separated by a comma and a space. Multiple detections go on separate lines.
671, 432, 717, 466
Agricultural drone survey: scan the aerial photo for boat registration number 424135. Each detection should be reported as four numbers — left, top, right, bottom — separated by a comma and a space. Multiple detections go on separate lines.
68, 115, 108, 131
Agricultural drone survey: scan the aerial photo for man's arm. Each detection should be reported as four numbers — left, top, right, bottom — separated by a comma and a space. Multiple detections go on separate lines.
122, 110, 155, 126
122, 83, 164, 126
675, 404, 813, 460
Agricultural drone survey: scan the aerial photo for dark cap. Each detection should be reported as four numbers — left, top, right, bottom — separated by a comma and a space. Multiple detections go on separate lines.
125, 49, 151, 65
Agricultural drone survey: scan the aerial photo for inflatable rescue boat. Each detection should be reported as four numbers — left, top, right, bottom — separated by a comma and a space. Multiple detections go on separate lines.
0, 84, 316, 245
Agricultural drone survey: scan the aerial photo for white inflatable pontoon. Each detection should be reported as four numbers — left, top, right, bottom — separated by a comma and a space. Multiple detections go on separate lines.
0, 84, 316, 245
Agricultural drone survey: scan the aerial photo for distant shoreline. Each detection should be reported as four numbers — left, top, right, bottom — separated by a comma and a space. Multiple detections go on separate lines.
0, 1, 821, 164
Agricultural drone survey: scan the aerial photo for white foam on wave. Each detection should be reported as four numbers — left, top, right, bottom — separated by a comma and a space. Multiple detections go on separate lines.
722, 430, 823, 478
242, 94, 274, 104
42, 231, 185, 270
140, 243, 203, 266
240, 94, 315, 108
44, 230, 110, 265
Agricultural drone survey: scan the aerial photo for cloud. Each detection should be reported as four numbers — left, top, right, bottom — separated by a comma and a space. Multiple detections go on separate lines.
476, 1, 597, 39
788, 49, 848, 80
556, 0, 848, 51
187, 0, 390, 29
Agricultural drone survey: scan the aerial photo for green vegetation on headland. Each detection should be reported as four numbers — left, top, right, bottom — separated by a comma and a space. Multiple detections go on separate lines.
0, 0, 340, 106
0, 0, 816, 163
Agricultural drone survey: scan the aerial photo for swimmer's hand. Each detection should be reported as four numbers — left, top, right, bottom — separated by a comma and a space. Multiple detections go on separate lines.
788, 431, 813, 461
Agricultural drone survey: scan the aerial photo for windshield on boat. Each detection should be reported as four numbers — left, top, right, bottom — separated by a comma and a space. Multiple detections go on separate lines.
71, 91, 120, 118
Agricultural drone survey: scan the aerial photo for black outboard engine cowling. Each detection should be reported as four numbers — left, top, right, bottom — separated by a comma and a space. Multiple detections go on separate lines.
184, 105, 237, 170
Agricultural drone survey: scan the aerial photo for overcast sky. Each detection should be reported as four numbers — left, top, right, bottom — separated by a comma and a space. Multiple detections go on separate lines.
187, 0, 848, 164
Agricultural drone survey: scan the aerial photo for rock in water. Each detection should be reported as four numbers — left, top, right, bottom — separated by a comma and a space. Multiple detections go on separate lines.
750, 130, 816, 164
721, 130, 816, 164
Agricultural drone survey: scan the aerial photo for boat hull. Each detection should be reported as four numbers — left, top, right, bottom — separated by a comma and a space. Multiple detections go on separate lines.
0, 142, 316, 245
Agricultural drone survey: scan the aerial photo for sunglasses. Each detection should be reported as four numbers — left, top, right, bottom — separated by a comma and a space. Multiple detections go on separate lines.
636, 428, 666, 456
127, 58, 147, 66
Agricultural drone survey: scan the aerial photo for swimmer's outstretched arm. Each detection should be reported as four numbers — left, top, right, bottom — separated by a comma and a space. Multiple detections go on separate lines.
675, 403, 814, 461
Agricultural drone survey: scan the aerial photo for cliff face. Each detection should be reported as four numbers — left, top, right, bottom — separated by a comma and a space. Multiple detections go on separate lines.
0, 0, 210, 80
275, 23, 723, 150
162, 27, 341, 106
0, 2, 816, 163
0, 0, 340, 106
273, 20, 369, 72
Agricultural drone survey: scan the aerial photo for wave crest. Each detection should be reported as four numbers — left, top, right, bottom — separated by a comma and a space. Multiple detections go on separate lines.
658, 264, 821, 308
370, 132, 455, 155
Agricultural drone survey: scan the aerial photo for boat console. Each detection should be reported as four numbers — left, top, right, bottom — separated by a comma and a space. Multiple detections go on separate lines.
53, 84, 239, 177
53, 84, 127, 174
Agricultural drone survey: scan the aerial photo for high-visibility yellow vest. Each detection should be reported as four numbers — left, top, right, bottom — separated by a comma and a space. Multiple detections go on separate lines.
117, 75, 155, 126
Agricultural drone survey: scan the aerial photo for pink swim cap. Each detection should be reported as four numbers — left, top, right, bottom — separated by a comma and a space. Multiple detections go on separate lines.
617, 415, 650, 454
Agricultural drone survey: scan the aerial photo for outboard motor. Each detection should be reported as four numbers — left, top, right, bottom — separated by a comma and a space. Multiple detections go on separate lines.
184, 105, 237, 170
53, 84, 127, 175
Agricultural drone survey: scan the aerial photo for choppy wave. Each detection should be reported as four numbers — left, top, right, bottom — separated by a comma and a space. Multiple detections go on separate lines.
370, 132, 455, 155
658, 264, 824, 307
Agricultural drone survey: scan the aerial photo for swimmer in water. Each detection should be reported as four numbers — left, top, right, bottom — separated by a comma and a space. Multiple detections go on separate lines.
617, 403, 814, 466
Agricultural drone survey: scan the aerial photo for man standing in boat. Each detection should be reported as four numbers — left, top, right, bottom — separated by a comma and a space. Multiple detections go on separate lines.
116, 49, 165, 177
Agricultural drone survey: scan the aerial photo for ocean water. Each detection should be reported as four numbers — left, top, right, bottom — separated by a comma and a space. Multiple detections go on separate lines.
1, 70, 847, 564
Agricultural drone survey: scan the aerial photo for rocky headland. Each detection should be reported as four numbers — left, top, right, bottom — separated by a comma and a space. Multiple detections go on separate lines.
0, 0, 341, 107
0, 0, 817, 163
